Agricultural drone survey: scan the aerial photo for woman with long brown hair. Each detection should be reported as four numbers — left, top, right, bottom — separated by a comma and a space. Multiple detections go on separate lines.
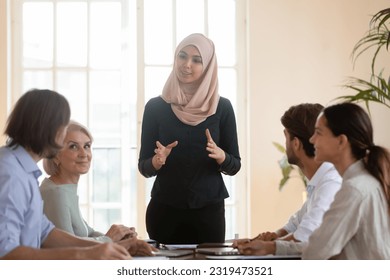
304, 102, 390, 259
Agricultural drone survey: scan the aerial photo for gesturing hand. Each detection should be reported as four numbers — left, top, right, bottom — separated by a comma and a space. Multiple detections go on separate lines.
205, 128, 225, 165
152, 140, 178, 170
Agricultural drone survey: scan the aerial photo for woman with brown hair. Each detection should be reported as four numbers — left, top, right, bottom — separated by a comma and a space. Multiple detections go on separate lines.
304, 102, 390, 259
237, 102, 390, 259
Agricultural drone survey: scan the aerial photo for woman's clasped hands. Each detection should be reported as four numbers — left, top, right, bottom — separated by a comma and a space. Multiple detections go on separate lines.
105, 225, 137, 242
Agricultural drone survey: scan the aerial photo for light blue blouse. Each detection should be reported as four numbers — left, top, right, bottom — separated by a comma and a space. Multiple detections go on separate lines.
0, 145, 55, 257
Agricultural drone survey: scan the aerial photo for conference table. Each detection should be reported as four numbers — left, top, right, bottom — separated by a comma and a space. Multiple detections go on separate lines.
135, 241, 301, 260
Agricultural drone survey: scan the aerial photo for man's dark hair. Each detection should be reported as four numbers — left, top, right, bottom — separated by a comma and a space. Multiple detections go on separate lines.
281, 103, 323, 157
5, 89, 71, 156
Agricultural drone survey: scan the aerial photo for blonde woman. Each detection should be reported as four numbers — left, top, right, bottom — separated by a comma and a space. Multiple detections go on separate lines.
41, 121, 137, 243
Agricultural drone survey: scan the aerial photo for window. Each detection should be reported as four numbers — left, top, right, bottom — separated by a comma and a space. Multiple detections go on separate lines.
11, 0, 247, 239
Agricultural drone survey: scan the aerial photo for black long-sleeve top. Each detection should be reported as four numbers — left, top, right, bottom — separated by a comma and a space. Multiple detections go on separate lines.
138, 96, 241, 209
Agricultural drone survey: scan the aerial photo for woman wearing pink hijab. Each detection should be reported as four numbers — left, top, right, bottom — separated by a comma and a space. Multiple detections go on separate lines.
138, 33, 241, 244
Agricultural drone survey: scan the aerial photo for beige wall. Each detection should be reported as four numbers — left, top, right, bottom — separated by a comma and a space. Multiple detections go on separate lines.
247, 0, 390, 236
0, 0, 7, 145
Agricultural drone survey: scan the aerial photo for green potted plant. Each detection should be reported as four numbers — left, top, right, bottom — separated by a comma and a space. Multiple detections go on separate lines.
337, 8, 390, 109
274, 8, 389, 191
273, 142, 307, 191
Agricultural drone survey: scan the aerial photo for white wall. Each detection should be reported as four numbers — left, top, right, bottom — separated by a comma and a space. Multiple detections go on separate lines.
247, 0, 390, 235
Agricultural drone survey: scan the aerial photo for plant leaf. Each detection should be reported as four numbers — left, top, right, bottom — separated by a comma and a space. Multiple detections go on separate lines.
273, 141, 308, 190
279, 176, 290, 191
351, 22, 389, 72
371, 8, 390, 29
272, 141, 286, 153
337, 75, 390, 111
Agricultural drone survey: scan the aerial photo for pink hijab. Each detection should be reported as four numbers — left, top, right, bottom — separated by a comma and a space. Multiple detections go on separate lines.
161, 33, 220, 126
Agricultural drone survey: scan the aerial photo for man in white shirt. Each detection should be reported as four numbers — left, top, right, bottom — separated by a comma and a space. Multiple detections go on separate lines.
233, 103, 342, 255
